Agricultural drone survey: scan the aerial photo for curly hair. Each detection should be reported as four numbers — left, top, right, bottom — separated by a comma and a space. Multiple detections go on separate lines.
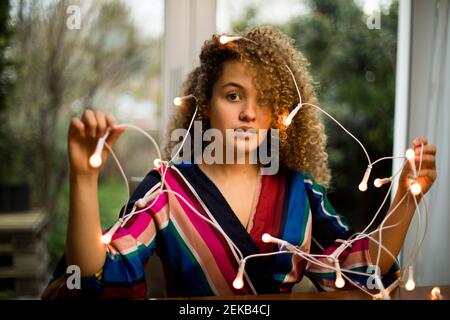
162, 26, 331, 186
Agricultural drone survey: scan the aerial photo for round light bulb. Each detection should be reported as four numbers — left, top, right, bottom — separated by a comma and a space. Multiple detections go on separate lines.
262, 233, 272, 243
219, 35, 228, 44
405, 279, 415, 291
335, 276, 345, 288
358, 182, 368, 192
154, 158, 162, 168
283, 116, 292, 126
410, 182, 422, 195
374, 178, 382, 188
431, 287, 441, 300
406, 148, 415, 161
89, 154, 102, 168
173, 97, 182, 106
101, 233, 112, 245
232, 277, 244, 289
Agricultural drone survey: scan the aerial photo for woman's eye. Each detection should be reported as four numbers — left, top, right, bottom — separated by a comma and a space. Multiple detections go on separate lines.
226, 93, 241, 102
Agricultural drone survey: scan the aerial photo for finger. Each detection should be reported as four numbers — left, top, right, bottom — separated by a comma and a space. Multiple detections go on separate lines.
414, 154, 435, 165
416, 169, 437, 182
95, 111, 107, 137
106, 127, 126, 146
106, 114, 117, 129
81, 109, 97, 138
69, 117, 86, 139
412, 137, 428, 148
415, 144, 436, 156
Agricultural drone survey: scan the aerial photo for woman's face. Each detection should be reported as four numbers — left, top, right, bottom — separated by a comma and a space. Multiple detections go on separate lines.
208, 60, 273, 160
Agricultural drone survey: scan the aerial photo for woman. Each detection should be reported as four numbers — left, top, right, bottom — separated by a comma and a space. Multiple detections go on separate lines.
42, 26, 436, 299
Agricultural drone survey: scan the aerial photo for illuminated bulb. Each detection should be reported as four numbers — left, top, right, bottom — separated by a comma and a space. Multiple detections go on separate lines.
358, 165, 372, 192
89, 153, 102, 168
406, 148, 417, 177
375, 276, 391, 300
262, 233, 272, 243
100, 233, 112, 245
430, 287, 442, 300
100, 218, 123, 245
283, 116, 292, 126
173, 97, 182, 106
405, 266, 415, 291
154, 158, 162, 168
334, 260, 345, 288
410, 181, 422, 196
283, 104, 302, 127
232, 262, 246, 289
219, 35, 241, 44
374, 177, 392, 188
89, 135, 108, 168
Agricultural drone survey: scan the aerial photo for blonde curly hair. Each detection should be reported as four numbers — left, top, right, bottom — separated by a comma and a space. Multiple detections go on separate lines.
162, 26, 331, 186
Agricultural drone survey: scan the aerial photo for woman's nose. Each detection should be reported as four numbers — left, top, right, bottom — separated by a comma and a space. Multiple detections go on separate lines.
239, 99, 257, 122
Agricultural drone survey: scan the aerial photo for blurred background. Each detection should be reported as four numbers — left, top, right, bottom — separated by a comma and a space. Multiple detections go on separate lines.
0, 0, 448, 299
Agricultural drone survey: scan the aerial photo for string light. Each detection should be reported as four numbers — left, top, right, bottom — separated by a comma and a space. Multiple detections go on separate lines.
406, 148, 417, 177
100, 218, 124, 245
334, 260, 345, 288
405, 266, 416, 291
430, 287, 442, 300
89, 33, 432, 300
233, 261, 246, 289
358, 165, 373, 192
410, 181, 422, 196
89, 130, 110, 168
374, 177, 392, 188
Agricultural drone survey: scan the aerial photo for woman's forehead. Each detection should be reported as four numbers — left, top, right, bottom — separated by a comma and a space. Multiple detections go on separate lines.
215, 61, 259, 89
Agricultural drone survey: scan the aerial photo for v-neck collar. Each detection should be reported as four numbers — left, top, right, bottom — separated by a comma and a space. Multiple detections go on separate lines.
174, 162, 280, 294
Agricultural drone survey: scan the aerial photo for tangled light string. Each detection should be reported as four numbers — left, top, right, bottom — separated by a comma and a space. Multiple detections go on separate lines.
89, 34, 435, 300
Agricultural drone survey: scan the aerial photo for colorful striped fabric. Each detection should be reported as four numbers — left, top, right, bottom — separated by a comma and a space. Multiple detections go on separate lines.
41, 163, 386, 299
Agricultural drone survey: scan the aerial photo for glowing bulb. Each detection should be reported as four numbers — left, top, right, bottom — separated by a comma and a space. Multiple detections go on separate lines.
335, 275, 345, 288
405, 148, 415, 161
283, 116, 292, 126
232, 277, 243, 289
405, 266, 415, 291
374, 177, 392, 188
154, 158, 162, 168
358, 165, 372, 192
410, 181, 422, 196
89, 153, 102, 168
101, 233, 112, 244
406, 148, 417, 177
219, 35, 229, 44
100, 218, 123, 245
89, 134, 109, 168
334, 260, 346, 288
430, 287, 442, 300
262, 233, 272, 243
173, 97, 182, 106
233, 262, 246, 289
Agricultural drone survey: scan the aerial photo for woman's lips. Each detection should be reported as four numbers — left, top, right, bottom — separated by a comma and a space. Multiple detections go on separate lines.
234, 128, 257, 139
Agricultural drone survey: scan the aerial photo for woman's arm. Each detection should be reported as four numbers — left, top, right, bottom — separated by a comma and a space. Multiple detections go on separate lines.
65, 110, 124, 276
369, 137, 437, 275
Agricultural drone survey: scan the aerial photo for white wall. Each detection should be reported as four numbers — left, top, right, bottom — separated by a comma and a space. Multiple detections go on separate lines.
161, 0, 217, 149
399, 0, 450, 286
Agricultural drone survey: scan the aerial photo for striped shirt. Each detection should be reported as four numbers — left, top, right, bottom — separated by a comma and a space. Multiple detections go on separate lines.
42, 163, 387, 299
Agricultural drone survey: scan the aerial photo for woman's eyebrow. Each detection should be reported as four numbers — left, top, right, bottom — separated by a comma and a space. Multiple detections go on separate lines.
222, 82, 244, 90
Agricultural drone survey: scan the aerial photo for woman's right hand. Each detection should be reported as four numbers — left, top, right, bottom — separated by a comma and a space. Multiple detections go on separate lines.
68, 110, 125, 176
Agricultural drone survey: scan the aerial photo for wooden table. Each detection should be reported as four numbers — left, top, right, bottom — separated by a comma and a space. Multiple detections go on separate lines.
169, 285, 449, 300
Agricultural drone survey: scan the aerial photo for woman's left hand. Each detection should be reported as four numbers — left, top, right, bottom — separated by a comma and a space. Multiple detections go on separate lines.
399, 137, 437, 197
